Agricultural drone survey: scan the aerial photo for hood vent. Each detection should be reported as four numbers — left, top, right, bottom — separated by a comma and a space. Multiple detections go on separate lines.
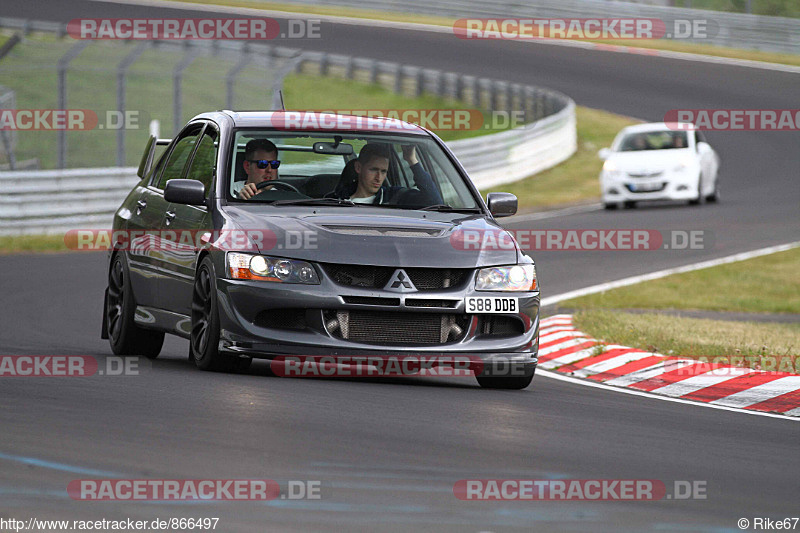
320, 225, 445, 237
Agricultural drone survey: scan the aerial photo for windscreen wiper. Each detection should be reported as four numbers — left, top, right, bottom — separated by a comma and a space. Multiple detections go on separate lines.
418, 204, 482, 213
270, 198, 356, 207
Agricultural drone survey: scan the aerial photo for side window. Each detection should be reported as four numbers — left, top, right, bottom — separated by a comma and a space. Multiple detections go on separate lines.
426, 156, 457, 205
155, 127, 202, 190
186, 131, 217, 198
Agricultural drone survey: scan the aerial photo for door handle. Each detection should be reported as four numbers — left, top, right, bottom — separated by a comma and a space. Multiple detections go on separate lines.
135, 199, 147, 214
165, 211, 176, 226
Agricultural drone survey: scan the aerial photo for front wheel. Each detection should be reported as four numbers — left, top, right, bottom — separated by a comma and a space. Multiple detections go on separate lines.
191, 257, 252, 373
106, 253, 164, 358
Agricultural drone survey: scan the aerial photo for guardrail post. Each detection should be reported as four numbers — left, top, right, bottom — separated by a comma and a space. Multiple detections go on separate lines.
368, 60, 378, 84
173, 44, 200, 136
56, 40, 90, 169
116, 42, 148, 167
393, 65, 403, 94
415, 68, 424, 97
226, 43, 252, 109
433, 70, 443, 97
319, 52, 329, 76
344, 56, 354, 79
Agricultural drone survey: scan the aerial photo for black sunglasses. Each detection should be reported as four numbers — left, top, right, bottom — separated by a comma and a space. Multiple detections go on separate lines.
247, 159, 280, 169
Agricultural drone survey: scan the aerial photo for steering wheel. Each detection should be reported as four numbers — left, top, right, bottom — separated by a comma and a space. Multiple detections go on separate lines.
255, 180, 301, 194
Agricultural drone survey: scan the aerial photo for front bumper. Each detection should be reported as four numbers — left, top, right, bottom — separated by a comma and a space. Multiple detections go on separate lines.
601, 169, 699, 202
214, 272, 539, 367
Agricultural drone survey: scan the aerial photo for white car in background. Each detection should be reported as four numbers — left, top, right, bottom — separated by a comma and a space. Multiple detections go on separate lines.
598, 122, 720, 209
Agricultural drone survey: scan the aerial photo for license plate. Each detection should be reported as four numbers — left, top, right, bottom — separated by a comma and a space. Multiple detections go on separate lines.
630, 182, 661, 192
465, 297, 518, 314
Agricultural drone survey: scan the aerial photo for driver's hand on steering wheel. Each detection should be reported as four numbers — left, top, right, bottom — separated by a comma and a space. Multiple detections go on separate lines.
238, 181, 273, 200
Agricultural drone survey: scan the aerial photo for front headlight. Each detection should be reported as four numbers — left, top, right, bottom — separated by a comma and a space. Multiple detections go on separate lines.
602, 160, 622, 178
475, 264, 537, 291
227, 252, 319, 284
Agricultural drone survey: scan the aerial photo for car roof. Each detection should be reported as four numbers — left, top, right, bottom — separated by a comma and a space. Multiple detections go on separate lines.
620, 122, 697, 134
193, 110, 431, 136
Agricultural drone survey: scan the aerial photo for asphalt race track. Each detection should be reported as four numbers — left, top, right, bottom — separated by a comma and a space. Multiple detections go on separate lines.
1, 1, 799, 531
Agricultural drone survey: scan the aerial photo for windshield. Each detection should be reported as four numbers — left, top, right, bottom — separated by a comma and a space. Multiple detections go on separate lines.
617, 130, 688, 152
228, 130, 480, 210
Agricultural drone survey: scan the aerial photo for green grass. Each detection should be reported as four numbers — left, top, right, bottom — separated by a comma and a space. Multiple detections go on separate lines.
164, 0, 800, 66
562, 247, 800, 314
0, 235, 72, 253
484, 106, 638, 209
573, 310, 800, 367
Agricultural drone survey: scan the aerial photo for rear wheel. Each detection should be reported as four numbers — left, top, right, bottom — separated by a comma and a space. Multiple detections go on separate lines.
476, 363, 535, 390
191, 257, 252, 373
106, 253, 164, 358
623, 200, 636, 209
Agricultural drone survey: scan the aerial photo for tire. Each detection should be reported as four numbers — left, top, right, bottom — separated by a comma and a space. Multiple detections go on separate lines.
106, 252, 164, 358
476, 363, 535, 390
706, 178, 720, 203
623, 200, 636, 209
689, 175, 705, 206
603, 202, 618, 210
190, 256, 252, 373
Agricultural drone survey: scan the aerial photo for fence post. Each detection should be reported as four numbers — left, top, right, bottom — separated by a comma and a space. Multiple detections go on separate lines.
56, 40, 90, 169
226, 43, 252, 109
368, 59, 378, 84
116, 42, 147, 167
173, 45, 200, 136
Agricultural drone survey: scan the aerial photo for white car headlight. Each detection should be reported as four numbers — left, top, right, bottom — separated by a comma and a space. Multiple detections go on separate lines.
602, 160, 622, 178
227, 252, 319, 284
475, 264, 537, 292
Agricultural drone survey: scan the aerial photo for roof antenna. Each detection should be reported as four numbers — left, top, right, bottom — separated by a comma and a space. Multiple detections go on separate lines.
279, 90, 285, 111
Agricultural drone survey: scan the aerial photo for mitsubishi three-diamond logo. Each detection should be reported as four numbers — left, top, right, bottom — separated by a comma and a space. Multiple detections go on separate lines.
384, 269, 417, 293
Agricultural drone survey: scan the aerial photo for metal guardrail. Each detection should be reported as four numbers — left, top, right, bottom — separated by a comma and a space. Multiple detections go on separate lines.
263, 0, 800, 54
0, 18, 576, 235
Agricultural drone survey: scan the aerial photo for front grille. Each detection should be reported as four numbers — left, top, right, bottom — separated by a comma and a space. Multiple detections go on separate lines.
255, 309, 308, 330
321, 264, 470, 291
405, 299, 459, 308
625, 183, 666, 194
324, 310, 468, 345
342, 296, 401, 306
478, 316, 525, 337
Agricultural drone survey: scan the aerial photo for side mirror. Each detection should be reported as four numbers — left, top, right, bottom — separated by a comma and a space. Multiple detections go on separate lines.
598, 148, 611, 160
486, 192, 517, 218
165, 179, 206, 205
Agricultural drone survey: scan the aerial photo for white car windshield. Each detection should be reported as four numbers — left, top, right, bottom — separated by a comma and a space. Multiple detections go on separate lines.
618, 131, 688, 152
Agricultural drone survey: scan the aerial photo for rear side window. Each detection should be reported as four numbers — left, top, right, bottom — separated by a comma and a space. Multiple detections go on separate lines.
186, 131, 218, 197
155, 127, 202, 190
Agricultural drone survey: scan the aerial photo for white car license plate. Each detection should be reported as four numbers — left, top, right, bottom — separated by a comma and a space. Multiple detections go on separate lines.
630, 182, 661, 192
465, 297, 518, 314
